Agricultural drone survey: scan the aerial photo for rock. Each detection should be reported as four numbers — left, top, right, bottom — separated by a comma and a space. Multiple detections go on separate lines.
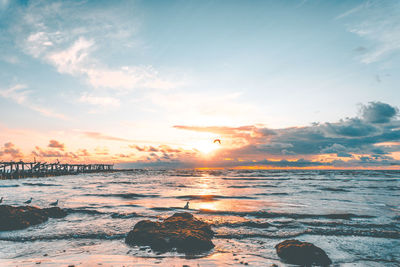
275, 239, 332, 266
0, 205, 67, 231
125, 212, 214, 253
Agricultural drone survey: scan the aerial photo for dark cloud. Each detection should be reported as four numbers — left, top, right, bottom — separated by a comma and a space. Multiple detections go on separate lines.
48, 140, 65, 150
324, 118, 379, 137
360, 101, 398, 123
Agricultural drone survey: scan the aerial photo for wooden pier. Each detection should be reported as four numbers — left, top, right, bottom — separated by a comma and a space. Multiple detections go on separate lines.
0, 161, 114, 179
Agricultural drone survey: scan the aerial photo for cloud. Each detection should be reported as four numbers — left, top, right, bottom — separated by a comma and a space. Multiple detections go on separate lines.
0, 142, 23, 159
174, 102, 400, 168
46, 36, 94, 75
13, 1, 180, 92
79, 92, 120, 108
360, 101, 398, 123
0, 84, 30, 104
131, 144, 183, 153
48, 140, 65, 150
83, 132, 131, 142
0, 84, 68, 120
339, 1, 400, 64
32, 146, 77, 159
324, 118, 380, 137
94, 147, 110, 155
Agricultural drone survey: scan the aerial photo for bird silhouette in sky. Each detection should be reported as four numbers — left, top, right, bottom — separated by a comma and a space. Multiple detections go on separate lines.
213, 139, 221, 144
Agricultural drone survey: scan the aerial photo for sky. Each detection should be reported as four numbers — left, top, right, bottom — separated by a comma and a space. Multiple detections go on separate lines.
0, 0, 400, 169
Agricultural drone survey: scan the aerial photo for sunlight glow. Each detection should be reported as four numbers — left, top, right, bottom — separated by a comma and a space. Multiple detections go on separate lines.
193, 140, 221, 154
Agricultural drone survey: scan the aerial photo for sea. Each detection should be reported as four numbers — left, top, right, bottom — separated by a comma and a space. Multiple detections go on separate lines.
0, 169, 399, 266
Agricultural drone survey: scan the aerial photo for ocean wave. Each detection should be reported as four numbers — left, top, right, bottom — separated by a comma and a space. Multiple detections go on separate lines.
198, 210, 374, 220
215, 228, 399, 240
228, 185, 249, 188
149, 207, 177, 211
302, 221, 398, 230
84, 193, 159, 199
65, 208, 107, 215
305, 228, 400, 239
255, 192, 288, 196
0, 184, 19, 187
213, 221, 272, 229
222, 177, 290, 181
110, 212, 142, 218
22, 182, 61, 187
319, 187, 350, 192
176, 194, 255, 201
216, 231, 305, 239
0, 233, 126, 242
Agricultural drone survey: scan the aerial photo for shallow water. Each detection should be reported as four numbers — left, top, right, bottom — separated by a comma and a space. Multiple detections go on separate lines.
0, 169, 399, 266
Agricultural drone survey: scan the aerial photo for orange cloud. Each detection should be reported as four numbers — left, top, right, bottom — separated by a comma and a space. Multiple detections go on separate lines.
0, 142, 24, 159
83, 131, 131, 142
48, 139, 65, 150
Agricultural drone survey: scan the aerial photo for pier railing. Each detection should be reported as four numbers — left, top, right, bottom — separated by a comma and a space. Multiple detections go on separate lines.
0, 161, 114, 179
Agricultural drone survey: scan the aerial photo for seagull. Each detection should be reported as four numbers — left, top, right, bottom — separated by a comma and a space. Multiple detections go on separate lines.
50, 200, 58, 206
213, 139, 221, 144
184, 201, 189, 209
24, 197, 33, 204
0, 197, 3, 203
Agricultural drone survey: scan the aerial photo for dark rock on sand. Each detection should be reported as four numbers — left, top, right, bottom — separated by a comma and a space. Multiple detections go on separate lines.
0, 205, 67, 231
125, 212, 214, 253
275, 239, 332, 266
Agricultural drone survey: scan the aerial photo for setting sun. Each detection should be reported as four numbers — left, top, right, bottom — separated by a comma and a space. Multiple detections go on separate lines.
193, 140, 221, 155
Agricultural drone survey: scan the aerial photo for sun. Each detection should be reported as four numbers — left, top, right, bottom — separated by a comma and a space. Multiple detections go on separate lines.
194, 140, 221, 154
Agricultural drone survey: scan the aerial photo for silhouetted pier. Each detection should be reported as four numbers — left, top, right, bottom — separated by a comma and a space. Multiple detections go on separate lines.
0, 161, 114, 179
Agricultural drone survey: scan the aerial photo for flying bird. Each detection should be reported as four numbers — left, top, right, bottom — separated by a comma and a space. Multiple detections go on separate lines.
24, 197, 33, 204
213, 139, 221, 144
50, 200, 58, 206
184, 201, 189, 209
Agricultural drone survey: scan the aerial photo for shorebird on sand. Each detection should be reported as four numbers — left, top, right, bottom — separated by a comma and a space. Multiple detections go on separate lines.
184, 201, 189, 209
50, 200, 58, 206
24, 197, 33, 204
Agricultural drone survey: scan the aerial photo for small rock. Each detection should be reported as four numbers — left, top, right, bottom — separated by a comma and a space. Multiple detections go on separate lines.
275, 239, 332, 266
